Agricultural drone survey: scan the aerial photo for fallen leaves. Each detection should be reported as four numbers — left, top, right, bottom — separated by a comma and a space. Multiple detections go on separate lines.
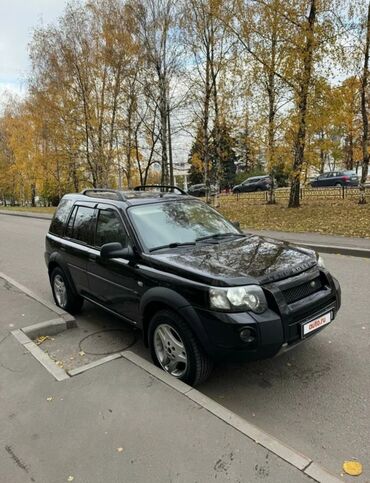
218, 196, 370, 238
117, 447, 124, 453
67, 476, 74, 482
46, 396, 53, 402
35, 335, 54, 345
36, 335, 50, 345
342, 460, 363, 476
79, 351, 85, 357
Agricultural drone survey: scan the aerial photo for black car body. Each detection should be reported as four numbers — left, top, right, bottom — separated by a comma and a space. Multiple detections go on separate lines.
45, 187, 341, 385
233, 175, 276, 193
187, 183, 217, 197
310, 171, 359, 188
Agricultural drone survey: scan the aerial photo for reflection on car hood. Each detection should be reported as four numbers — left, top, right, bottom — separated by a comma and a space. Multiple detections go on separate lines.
148, 235, 317, 286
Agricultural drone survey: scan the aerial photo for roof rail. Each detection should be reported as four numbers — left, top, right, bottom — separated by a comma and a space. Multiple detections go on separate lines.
81, 188, 126, 201
133, 185, 187, 195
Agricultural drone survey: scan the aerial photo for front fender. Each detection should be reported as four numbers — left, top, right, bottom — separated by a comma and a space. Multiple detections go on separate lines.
140, 287, 211, 353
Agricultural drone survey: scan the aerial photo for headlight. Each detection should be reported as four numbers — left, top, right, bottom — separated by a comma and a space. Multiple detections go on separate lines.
209, 285, 267, 313
317, 255, 325, 268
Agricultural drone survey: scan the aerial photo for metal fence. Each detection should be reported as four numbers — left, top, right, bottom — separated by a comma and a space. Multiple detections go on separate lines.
229, 186, 370, 203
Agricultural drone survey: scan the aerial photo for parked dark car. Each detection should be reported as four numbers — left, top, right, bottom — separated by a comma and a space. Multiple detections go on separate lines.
187, 183, 217, 197
233, 175, 276, 193
45, 186, 341, 385
310, 171, 359, 188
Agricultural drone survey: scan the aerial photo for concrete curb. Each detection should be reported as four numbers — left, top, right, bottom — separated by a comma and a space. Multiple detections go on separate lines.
121, 351, 342, 483
0, 210, 53, 221
67, 353, 122, 377
22, 317, 77, 339
12, 329, 70, 382
297, 242, 370, 259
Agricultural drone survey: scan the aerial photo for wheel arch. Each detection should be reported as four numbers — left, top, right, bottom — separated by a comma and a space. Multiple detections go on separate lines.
48, 252, 78, 295
140, 287, 210, 351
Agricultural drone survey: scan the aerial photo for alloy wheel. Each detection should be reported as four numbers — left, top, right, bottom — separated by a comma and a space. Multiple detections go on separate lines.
53, 274, 67, 308
153, 323, 188, 378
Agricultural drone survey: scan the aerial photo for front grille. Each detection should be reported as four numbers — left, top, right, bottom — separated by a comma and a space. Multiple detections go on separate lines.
282, 277, 323, 304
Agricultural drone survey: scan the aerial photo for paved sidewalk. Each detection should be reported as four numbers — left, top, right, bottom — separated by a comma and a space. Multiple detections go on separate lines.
0, 276, 339, 483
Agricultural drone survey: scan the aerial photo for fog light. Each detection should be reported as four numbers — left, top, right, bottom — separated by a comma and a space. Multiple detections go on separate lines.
240, 327, 256, 343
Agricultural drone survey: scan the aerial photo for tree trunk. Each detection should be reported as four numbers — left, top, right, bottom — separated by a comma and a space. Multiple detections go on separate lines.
31, 183, 36, 207
289, 0, 316, 208
267, 25, 277, 204
202, 51, 211, 198
159, 76, 169, 185
168, 107, 174, 186
361, 1, 370, 185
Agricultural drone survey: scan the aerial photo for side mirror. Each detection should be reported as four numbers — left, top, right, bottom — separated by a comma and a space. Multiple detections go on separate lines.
100, 242, 135, 261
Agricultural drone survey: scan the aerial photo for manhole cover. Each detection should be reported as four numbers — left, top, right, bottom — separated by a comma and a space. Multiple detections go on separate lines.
79, 328, 137, 356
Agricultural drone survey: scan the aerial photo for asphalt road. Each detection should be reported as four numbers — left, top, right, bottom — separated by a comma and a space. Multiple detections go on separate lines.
1, 213, 369, 480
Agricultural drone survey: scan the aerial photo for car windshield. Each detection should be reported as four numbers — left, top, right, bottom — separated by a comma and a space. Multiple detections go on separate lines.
128, 200, 239, 251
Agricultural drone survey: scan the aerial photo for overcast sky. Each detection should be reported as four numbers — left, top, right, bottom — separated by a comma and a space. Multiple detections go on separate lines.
0, 0, 68, 98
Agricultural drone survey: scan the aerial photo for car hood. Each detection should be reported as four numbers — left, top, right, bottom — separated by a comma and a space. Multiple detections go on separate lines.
147, 235, 318, 286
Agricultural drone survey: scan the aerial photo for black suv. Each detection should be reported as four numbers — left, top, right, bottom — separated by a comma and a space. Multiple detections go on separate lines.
45, 187, 341, 385
187, 183, 217, 197
232, 176, 276, 193
310, 171, 359, 188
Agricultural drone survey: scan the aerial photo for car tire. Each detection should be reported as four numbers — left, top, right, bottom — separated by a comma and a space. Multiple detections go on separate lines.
50, 267, 83, 314
148, 309, 213, 386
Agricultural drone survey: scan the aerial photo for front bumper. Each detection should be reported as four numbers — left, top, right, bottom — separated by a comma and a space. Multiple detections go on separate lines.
184, 269, 341, 362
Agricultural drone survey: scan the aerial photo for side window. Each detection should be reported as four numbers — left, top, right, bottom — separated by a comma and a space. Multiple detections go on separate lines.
68, 206, 95, 245
49, 198, 73, 236
95, 209, 127, 248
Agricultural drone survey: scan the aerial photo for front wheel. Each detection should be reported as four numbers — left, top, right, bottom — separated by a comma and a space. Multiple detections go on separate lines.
148, 309, 213, 386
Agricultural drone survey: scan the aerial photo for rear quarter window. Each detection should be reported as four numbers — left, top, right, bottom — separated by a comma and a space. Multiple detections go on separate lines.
68, 206, 95, 245
49, 199, 74, 236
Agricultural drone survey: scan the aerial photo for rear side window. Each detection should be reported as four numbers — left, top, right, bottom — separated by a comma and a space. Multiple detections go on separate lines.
95, 209, 127, 248
49, 199, 74, 236
66, 206, 95, 245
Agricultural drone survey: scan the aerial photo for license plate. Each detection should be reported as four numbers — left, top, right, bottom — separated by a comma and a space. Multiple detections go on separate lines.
302, 311, 332, 337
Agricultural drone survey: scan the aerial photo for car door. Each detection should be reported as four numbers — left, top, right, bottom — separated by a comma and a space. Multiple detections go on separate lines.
241, 179, 251, 192
63, 203, 96, 295
87, 205, 141, 322
315, 174, 327, 187
324, 172, 336, 186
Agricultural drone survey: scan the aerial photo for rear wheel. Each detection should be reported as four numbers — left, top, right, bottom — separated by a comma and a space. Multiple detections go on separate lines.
50, 267, 83, 314
149, 309, 213, 386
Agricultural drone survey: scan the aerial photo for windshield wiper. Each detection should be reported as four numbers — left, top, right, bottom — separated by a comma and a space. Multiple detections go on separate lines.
196, 233, 246, 242
149, 241, 196, 252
